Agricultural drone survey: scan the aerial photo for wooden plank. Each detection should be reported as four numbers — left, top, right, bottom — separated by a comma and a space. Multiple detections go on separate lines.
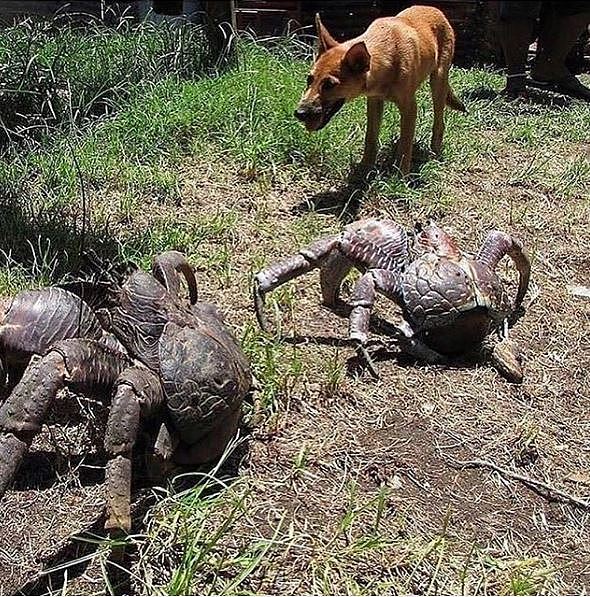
0, 1, 103, 17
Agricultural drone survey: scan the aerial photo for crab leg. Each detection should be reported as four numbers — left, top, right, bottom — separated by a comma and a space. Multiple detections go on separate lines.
0, 340, 128, 497
349, 269, 402, 343
254, 236, 339, 330
319, 252, 354, 307
348, 270, 446, 368
395, 320, 448, 365
348, 269, 404, 376
477, 231, 531, 310
152, 251, 199, 304
105, 367, 164, 534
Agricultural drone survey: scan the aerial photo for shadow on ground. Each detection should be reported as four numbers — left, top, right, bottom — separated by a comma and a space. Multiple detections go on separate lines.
291, 140, 437, 222
0, 192, 123, 284
463, 85, 573, 108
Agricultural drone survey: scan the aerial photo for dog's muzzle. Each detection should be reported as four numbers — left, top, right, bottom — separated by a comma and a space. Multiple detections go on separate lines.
293, 107, 312, 122
294, 100, 345, 131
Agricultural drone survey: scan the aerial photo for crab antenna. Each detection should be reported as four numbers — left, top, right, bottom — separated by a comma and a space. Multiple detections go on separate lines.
152, 252, 198, 304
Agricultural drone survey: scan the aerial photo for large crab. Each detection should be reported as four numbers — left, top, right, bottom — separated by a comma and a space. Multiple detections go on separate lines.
254, 220, 530, 382
0, 251, 251, 534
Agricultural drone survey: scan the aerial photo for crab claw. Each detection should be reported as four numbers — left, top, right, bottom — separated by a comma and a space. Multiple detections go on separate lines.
509, 240, 531, 311
477, 232, 531, 312
152, 251, 198, 304
491, 338, 523, 384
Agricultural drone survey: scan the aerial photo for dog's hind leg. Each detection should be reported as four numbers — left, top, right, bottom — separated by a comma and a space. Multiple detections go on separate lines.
361, 98, 384, 167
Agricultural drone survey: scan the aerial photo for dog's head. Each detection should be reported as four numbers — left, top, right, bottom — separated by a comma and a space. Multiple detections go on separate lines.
294, 14, 371, 132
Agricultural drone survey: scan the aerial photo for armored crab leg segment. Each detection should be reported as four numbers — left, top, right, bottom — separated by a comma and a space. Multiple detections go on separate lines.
349, 269, 402, 344
104, 367, 164, 534
395, 320, 447, 365
152, 251, 199, 304
478, 231, 531, 310
0, 340, 129, 497
319, 253, 354, 307
348, 269, 403, 377
253, 236, 340, 331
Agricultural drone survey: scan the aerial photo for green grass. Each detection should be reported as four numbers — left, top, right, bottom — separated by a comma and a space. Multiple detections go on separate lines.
1, 36, 588, 291
135, 469, 558, 595
0, 14, 210, 148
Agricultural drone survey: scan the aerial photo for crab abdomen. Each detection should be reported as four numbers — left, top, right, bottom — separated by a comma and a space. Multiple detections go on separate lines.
402, 255, 498, 354
417, 309, 494, 354
159, 321, 250, 446
0, 288, 102, 367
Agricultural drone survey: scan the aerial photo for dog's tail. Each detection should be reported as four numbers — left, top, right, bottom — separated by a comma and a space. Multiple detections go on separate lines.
446, 86, 467, 113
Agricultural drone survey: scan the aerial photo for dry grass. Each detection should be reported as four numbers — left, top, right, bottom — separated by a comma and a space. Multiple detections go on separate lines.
128, 133, 589, 595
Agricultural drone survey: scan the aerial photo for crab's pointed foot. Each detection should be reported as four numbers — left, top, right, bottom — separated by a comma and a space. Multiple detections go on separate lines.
491, 338, 523, 384
358, 344, 380, 379
253, 280, 269, 332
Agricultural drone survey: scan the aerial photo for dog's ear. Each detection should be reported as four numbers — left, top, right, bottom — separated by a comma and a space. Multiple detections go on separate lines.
343, 41, 371, 73
315, 13, 338, 55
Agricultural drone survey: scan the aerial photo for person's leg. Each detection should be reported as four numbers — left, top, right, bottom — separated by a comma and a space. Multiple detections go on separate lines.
498, 2, 542, 97
530, 1, 590, 100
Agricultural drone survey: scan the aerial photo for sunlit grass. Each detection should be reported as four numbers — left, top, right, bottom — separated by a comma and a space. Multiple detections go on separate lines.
1, 36, 588, 293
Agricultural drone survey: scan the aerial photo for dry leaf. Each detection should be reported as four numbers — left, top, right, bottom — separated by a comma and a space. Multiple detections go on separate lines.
567, 285, 590, 299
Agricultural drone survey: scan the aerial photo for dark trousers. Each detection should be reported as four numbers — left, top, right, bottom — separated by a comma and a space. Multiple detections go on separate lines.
499, 1, 590, 20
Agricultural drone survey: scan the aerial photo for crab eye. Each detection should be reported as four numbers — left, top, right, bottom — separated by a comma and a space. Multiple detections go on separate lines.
306, 74, 314, 87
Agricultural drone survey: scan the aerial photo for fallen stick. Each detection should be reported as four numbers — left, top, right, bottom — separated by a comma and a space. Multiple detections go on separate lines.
447, 457, 590, 510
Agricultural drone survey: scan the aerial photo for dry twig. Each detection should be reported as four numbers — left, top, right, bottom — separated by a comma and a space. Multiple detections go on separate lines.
447, 457, 590, 510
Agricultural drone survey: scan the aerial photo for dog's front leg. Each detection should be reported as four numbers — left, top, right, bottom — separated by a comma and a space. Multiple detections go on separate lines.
360, 98, 384, 168
395, 98, 417, 175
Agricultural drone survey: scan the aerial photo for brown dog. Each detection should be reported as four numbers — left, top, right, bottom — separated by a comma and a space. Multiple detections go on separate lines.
294, 5, 466, 175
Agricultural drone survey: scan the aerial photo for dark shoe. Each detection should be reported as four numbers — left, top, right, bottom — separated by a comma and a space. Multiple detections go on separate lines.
528, 74, 590, 101
500, 75, 529, 100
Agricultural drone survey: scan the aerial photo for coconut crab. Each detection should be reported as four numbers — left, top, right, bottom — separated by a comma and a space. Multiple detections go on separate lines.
0, 251, 251, 533
254, 220, 530, 382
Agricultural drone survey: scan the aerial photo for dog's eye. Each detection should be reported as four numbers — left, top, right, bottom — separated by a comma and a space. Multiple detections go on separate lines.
306, 74, 314, 87
322, 78, 337, 91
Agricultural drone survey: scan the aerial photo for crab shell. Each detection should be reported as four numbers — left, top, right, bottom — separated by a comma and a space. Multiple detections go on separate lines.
401, 252, 512, 355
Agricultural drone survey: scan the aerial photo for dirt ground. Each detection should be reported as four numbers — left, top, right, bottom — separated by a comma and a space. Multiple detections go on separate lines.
0, 120, 589, 594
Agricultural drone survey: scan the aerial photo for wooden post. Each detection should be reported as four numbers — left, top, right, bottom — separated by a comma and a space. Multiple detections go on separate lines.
204, 0, 235, 29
